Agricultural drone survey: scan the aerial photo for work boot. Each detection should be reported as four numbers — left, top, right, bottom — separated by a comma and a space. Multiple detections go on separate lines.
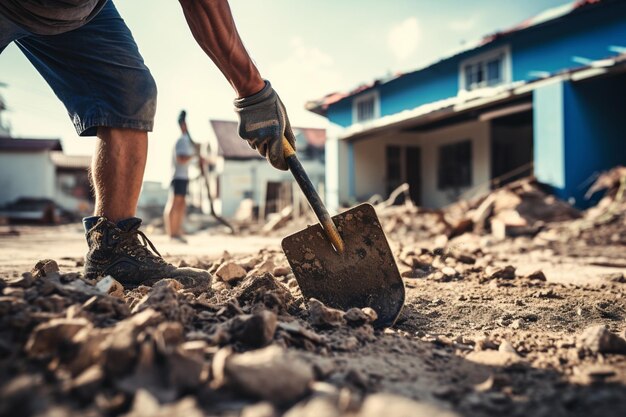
83, 216, 210, 293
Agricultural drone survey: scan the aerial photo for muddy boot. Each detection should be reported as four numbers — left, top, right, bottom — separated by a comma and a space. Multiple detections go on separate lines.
83, 216, 210, 293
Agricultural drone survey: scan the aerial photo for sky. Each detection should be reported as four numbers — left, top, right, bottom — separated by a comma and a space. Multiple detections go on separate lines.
0, 0, 569, 184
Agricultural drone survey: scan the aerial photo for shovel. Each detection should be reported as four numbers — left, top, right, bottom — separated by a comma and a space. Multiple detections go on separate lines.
280, 138, 405, 328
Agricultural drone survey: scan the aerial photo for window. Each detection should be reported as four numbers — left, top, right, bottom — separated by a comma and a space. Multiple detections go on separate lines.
352, 90, 380, 123
438, 140, 472, 189
460, 46, 511, 92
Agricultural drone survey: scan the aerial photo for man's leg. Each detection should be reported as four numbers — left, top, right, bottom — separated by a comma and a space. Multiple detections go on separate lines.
173, 195, 187, 237
92, 128, 147, 222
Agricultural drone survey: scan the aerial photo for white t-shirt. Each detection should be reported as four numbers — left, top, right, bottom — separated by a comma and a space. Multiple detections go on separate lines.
172, 133, 194, 180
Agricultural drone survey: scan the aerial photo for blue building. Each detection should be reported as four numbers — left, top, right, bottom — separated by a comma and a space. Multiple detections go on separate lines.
307, 0, 626, 211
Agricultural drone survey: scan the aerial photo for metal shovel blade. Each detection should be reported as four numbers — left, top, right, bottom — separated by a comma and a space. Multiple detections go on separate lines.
282, 203, 405, 328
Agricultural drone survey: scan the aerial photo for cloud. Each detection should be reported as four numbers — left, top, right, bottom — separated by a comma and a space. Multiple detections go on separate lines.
388, 17, 420, 62
448, 15, 480, 32
266, 37, 344, 126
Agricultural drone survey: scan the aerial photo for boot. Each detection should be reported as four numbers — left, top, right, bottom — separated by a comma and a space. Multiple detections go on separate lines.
83, 216, 210, 293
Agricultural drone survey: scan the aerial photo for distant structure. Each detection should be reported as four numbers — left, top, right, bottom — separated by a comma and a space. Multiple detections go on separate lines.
208, 120, 325, 219
0, 85, 93, 221
308, 0, 626, 209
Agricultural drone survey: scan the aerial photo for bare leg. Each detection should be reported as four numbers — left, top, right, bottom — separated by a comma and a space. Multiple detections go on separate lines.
91, 127, 147, 222
170, 195, 187, 236
164, 192, 174, 236
175, 195, 187, 236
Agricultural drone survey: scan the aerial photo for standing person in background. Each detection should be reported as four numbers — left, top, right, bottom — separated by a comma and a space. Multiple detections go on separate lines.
164, 112, 195, 244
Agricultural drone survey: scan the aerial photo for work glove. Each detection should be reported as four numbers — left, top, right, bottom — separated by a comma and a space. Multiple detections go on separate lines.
234, 80, 296, 171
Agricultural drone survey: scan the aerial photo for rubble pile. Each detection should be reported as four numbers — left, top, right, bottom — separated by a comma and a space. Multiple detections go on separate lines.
0, 256, 427, 417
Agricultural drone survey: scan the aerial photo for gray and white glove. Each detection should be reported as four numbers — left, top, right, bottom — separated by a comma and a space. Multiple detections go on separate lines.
234, 80, 296, 171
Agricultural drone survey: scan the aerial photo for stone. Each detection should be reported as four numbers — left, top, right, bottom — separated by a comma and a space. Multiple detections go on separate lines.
601, 272, 625, 283
25, 318, 91, 358
485, 265, 516, 280
235, 273, 295, 313
122, 390, 204, 417
526, 270, 547, 281
216, 262, 247, 283
6, 272, 34, 288
358, 393, 460, 417
284, 396, 340, 417
578, 325, 626, 354
308, 298, 345, 328
218, 345, 314, 404
441, 267, 457, 277
96, 276, 124, 298
31, 259, 60, 278
71, 365, 104, 399
229, 310, 278, 347
272, 266, 291, 277
498, 340, 519, 356
241, 402, 278, 417
466, 350, 523, 367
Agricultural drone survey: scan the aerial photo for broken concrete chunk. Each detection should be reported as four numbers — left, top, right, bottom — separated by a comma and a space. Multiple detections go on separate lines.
578, 325, 626, 354
229, 310, 277, 348
525, 270, 547, 281
221, 345, 314, 404
6, 272, 34, 288
308, 298, 345, 328
25, 318, 90, 358
96, 276, 124, 298
31, 259, 60, 279
485, 265, 516, 280
216, 262, 247, 283
272, 266, 291, 277
71, 365, 104, 400
359, 393, 460, 417
498, 340, 519, 356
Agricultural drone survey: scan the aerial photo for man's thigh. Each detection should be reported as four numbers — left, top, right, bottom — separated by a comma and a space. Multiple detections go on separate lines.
13, 1, 157, 136
0, 12, 27, 53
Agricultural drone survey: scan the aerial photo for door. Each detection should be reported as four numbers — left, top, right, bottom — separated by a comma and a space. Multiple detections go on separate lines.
405, 146, 421, 205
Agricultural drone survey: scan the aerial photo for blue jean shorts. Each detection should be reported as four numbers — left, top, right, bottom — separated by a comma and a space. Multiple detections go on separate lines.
0, 1, 157, 136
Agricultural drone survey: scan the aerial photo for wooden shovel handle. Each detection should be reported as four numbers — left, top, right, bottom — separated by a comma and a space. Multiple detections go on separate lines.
282, 137, 345, 253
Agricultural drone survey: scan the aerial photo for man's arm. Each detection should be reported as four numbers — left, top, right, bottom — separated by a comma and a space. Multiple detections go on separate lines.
178, 0, 264, 98
178, 0, 296, 171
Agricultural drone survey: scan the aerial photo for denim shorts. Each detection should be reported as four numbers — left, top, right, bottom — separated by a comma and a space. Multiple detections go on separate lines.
0, 1, 157, 136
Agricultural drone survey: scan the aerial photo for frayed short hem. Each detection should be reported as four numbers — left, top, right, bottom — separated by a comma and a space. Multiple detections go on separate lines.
75, 117, 154, 137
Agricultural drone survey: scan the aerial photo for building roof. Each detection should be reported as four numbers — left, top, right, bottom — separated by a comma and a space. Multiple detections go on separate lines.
338, 52, 626, 142
306, 0, 607, 116
0, 136, 62, 152
210, 120, 326, 160
50, 151, 91, 169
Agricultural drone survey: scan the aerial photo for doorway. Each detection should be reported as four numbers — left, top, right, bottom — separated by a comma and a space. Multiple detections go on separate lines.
490, 110, 533, 188
385, 145, 421, 205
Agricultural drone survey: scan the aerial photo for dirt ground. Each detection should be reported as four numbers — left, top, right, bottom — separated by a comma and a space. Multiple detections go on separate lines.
0, 205, 625, 417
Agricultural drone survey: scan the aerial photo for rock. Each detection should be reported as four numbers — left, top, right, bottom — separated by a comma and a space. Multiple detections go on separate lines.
217, 345, 314, 404
485, 265, 516, 279
272, 266, 291, 277
466, 350, 522, 367
216, 262, 247, 283
498, 340, 519, 356
235, 273, 295, 313
526, 270, 547, 281
344, 307, 377, 327
441, 267, 457, 277
284, 396, 340, 417
308, 298, 345, 328
122, 389, 204, 417
25, 318, 91, 358
31, 259, 60, 278
578, 325, 626, 354
71, 365, 104, 399
581, 365, 617, 382
241, 402, 278, 417
229, 310, 278, 347
6, 272, 34, 288
96, 276, 124, 297
359, 393, 460, 417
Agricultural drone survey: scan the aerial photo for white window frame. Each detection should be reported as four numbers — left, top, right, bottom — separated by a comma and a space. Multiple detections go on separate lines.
459, 45, 512, 93
352, 89, 380, 124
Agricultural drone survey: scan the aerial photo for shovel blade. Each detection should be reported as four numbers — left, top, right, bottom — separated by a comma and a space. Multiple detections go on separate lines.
282, 203, 405, 328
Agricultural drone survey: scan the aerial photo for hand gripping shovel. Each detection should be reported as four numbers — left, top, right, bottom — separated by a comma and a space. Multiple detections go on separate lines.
280, 138, 405, 328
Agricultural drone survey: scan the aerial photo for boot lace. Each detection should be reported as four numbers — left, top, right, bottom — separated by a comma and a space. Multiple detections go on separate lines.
117, 228, 167, 264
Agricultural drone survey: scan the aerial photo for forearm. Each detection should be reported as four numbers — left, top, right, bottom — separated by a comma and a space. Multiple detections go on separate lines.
179, 0, 265, 98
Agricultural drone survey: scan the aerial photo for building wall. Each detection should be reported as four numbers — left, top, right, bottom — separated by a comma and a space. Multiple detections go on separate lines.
352, 120, 491, 208
218, 158, 325, 218
534, 72, 626, 207
0, 151, 56, 205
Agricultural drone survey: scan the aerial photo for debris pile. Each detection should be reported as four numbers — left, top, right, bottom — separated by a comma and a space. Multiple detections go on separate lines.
0, 256, 411, 417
